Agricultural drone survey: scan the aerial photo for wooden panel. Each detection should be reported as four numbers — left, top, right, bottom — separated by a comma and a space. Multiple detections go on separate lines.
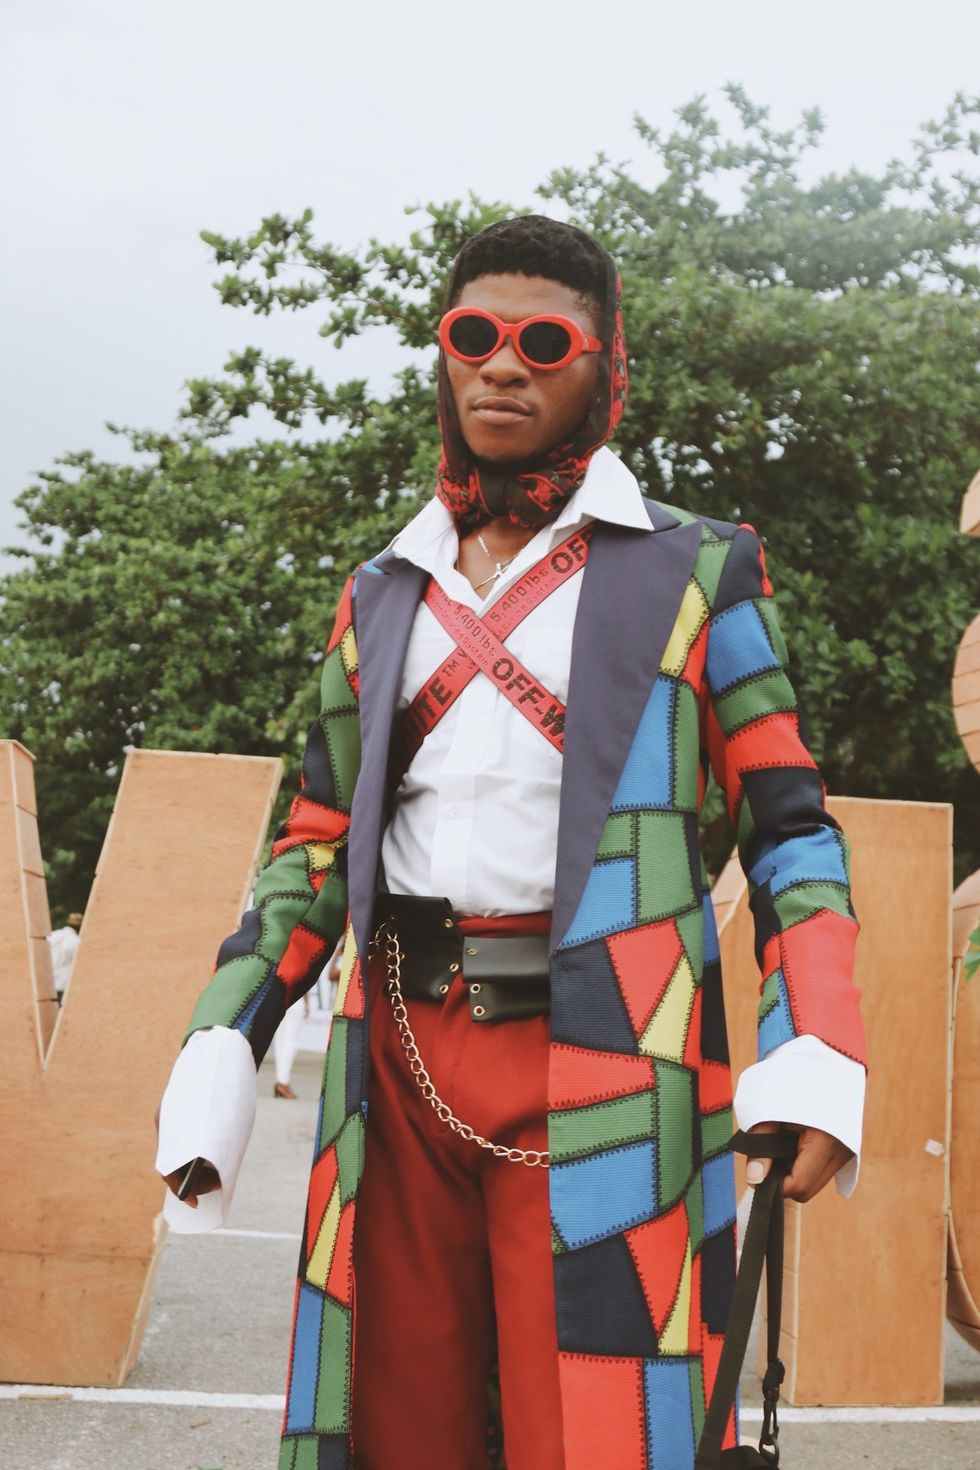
715, 797, 952, 1405
948, 869, 980, 1349
960, 467, 980, 537
0, 743, 282, 1385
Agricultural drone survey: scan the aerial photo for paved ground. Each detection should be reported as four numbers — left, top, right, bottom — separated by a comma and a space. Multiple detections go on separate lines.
3, 1044, 978, 1469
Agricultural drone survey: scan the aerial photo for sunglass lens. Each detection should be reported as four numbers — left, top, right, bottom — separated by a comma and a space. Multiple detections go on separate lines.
448, 314, 499, 360
519, 320, 573, 365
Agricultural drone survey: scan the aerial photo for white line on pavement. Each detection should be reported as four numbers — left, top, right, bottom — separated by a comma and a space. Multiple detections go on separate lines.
213, 1228, 301, 1241
2, 1386, 978, 1421
0, 1386, 286, 1410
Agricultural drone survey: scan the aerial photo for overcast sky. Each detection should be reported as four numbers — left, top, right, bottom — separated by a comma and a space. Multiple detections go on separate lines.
2, 0, 977, 554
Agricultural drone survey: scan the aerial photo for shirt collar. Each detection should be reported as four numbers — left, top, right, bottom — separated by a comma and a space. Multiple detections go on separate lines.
386, 447, 651, 576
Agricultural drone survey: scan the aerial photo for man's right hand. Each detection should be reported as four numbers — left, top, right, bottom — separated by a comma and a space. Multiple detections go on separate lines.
154, 1104, 221, 1208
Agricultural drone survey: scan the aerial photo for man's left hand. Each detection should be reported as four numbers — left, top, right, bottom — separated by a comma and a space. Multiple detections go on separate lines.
745, 1121, 853, 1203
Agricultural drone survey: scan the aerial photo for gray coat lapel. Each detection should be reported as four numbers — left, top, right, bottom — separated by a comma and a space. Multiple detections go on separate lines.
550, 507, 704, 951
347, 555, 428, 962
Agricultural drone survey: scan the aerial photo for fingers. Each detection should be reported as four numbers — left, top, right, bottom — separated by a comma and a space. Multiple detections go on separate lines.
782, 1129, 852, 1203
161, 1161, 221, 1206
745, 1120, 780, 1187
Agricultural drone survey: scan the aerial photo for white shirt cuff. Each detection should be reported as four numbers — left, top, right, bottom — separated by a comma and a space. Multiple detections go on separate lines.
155, 1026, 257, 1233
733, 1034, 866, 1198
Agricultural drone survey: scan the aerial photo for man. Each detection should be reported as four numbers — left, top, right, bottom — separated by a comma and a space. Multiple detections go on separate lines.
157, 216, 867, 1470
48, 910, 82, 1003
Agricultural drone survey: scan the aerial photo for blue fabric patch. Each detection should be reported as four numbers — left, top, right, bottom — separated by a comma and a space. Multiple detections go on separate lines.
702, 892, 720, 966
232, 969, 277, 1035
702, 1151, 737, 1239
706, 599, 780, 694
562, 858, 636, 947
284, 1283, 324, 1434
769, 828, 847, 894
611, 676, 675, 811
645, 1358, 695, 1470
758, 969, 797, 1059
550, 1141, 658, 1249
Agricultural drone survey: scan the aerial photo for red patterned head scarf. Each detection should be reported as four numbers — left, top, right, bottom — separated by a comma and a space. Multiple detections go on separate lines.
435, 220, 628, 533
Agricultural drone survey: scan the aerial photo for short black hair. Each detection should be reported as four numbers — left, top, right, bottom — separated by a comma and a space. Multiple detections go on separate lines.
447, 214, 608, 316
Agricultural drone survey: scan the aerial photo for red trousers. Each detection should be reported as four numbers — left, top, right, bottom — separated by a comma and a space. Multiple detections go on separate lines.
351, 955, 564, 1470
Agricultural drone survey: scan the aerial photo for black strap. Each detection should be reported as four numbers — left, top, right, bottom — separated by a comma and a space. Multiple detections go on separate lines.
694, 1130, 797, 1469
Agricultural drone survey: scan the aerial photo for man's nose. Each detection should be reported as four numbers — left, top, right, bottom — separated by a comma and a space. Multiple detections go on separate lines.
479, 335, 530, 384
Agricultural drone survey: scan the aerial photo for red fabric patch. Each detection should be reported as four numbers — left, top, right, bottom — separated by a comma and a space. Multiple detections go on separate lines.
681, 619, 709, 689
688, 1249, 703, 1354
683, 985, 703, 1071
624, 1202, 690, 1337
701, 1325, 738, 1449
607, 921, 685, 1039
326, 1201, 356, 1307
280, 794, 349, 847
278, 923, 330, 994
559, 1353, 647, 1470
306, 1147, 338, 1259
549, 1044, 656, 1110
725, 711, 818, 776
779, 910, 867, 1064
327, 577, 354, 653
698, 1060, 732, 1113
342, 955, 366, 1020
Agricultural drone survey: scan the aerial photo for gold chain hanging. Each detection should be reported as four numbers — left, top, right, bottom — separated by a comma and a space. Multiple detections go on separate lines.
371, 923, 549, 1169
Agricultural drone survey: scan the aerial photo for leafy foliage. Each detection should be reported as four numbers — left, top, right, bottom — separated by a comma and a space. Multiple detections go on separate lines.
2, 87, 979, 917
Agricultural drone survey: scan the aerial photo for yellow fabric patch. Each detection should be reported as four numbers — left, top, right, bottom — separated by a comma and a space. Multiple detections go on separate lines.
639, 953, 696, 1064
340, 626, 358, 678
305, 841, 339, 873
660, 581, 709, 677
659, 1239, 693, 1355
333, 925, 358, 1015
306, 1181, 342, 1289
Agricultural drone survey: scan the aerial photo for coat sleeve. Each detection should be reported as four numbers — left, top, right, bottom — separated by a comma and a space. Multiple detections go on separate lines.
702, 525, 867, 1069
183, 573, 361, 1065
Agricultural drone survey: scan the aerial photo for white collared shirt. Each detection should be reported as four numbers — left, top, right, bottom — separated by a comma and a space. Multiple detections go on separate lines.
380, 447, 647, 915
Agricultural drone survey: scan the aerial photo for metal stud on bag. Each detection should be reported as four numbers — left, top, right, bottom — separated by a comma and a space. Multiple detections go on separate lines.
371, 922, 549, 1169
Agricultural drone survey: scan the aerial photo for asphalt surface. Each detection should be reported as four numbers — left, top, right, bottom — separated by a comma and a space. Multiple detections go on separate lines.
3, 1039, 978, 1469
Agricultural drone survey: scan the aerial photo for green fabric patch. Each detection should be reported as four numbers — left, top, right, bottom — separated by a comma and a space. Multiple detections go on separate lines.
335, 1113, 365, 1204
758, 971, 780, 1017
324, 711, 360, 812
186, 954, 270, 1039
598, 810, 636, 861
713, 668, 795, 736
695, 536, 731, 607
672, 681, 701, 811
701, 1106, 734, 1161
315, 1299, 352, 1432
736, 795, 756, 867
320, 647, 358, 715
774, 880, 852, 930
675, 904, 705, 980
685, 1174, 705, 1257
655, 1060, 696, 1209
281, 1437, 314, 1470
635, 812, 696, 922
320, 1019, 348, 1144
551, 1224, 567, 1255
549, 1091, 657, 1164
689, 1357, 707, 1440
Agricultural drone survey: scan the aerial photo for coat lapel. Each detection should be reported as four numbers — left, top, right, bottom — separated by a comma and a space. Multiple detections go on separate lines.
347, 555, 428, 962
550, 507, 704, 951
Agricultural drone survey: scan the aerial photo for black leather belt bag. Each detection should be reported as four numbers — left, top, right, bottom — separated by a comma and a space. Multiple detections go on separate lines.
372, 893, 550, 1023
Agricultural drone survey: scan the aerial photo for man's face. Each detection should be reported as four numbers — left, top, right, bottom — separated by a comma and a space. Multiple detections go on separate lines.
446, 273, 601, 467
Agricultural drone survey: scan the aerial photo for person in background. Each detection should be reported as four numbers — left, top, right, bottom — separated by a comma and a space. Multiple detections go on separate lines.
48, 911, 82, 1004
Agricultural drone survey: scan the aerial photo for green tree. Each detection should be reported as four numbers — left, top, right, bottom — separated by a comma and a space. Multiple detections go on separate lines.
2, 87, 978, 917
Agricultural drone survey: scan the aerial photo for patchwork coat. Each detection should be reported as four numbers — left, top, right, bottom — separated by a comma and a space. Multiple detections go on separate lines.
187, 499, 867, 1470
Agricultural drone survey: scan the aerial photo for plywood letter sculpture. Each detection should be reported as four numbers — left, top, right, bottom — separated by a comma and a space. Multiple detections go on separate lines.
948, 466, 980, 1350
714, 796, 952, 1405
0, 742, 282, 1386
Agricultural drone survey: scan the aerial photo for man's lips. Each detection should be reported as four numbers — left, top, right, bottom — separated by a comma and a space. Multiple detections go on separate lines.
470, 395, 533, 426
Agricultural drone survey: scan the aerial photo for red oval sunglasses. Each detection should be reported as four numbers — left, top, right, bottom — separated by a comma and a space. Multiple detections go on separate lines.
439, 307, 603, 371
